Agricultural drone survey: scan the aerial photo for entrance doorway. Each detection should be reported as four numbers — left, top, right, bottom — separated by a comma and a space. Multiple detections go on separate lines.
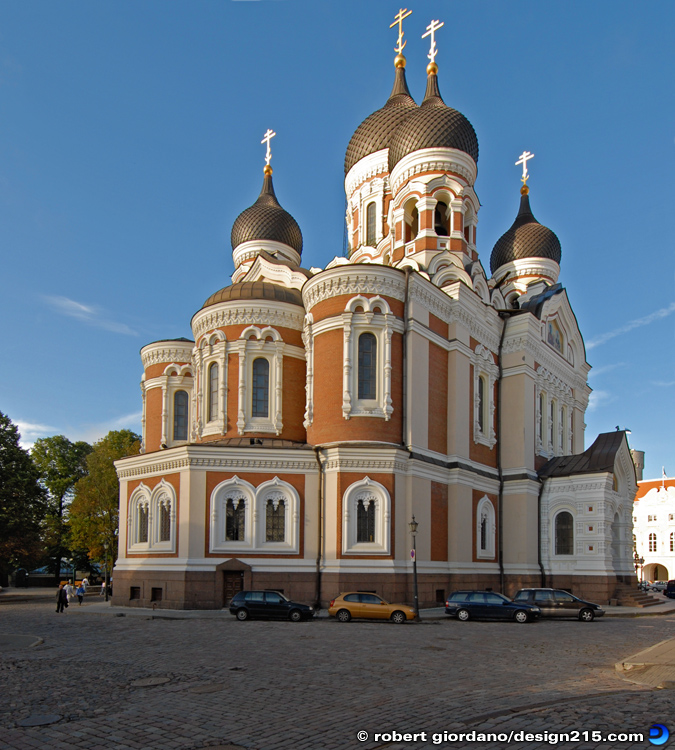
223, 571, 244, 605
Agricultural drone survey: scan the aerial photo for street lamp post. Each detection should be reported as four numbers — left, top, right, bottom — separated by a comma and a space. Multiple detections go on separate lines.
409, 516, 419, 622
104, 542, 109, 603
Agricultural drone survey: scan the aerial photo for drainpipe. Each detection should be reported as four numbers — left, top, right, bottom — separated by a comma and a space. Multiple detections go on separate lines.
537, 477, 547, 587
313, 446, 324, 610
401, 266, 412, 448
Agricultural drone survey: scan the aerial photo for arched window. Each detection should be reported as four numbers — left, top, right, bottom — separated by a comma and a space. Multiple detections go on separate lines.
549, 398, 556, 450
649, 533, 657, 552
670, 532, 674, 552
208, 363, 219, 422
358, 333, 377, 400
158, 499, 171, 543
226, 498, 246, 542
555, 511, 573, 555
357, 497, 376, 543
138, 504, 149, 544
404, 200, 419, 243
477, 376, 486, 435
366, 202, 376, 247
265, 497, 286, 542
538, 392, 545, 444
434, 201, 449, 236
476, 496, 495, 558
173, 390, 189, 441
252, 358, 270, 418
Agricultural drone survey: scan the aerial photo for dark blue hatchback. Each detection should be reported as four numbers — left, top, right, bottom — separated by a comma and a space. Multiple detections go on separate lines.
445, 590, 540, 623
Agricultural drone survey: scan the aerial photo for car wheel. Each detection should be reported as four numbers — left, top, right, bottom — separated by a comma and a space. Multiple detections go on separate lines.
336, 609, 352, 623
390, 610, 406, 624
514, 609, 529, 624
289, 609, 303, 622
579, 608, 594, 622
457, 608, 470, 621
236, 608, 249, 621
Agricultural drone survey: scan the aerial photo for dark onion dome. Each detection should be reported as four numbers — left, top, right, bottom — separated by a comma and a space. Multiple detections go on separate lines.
231, 167, 303, 255
201, 281, 303, 309
388, 66, 479, 172
489, 188, 562, 274
344, 58, 417, 175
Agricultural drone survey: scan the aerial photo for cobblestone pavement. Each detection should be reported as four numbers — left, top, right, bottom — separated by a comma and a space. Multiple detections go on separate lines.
0, 601, 674, 750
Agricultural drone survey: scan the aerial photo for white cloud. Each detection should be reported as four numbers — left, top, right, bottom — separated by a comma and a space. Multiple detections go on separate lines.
75, 411, 143, 444
652, 380, 675, 387
43, 295, 139, 336
588, 363, 625, 379
15, 420, 57, 450
587, 389, 613, 412
586, 302, 675, 350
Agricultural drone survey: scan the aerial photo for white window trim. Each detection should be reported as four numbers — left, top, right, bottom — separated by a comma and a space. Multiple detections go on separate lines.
236, 326, 284, 436
209, 476, 299, 553
197, 332, 227, 439
476, 495, 496, 559
127, 480, 177, 554
342, 477, 391, 555
303, 313, 314, 428
471, 344, 497, 449
535, 368, 574, 459
342, 296, 394, 421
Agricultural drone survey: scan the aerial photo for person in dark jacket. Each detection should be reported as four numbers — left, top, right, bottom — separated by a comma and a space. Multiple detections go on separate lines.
55, 584, 68, 613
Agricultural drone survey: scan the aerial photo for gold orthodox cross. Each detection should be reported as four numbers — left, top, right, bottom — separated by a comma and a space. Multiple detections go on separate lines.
422, 19, 444, 64
261, 128, 276, 166
390, 8, 412, 54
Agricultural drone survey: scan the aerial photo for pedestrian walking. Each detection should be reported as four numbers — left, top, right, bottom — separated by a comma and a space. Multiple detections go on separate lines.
76, 583, 85, 605
64, 581, 75, 603
81, 576, 89, 592
55, 584, 68, 613
100, 580, 106, 596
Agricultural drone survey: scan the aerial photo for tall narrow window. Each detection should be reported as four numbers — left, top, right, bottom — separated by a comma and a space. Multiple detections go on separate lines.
434, 201, 449, 236
252, 358, 270, 418
538, 392, 545, 443
159, 501, 171, 542
225, 498, 246, 541
357, 498, 375, 543
265, 498, 286, 542
138, 505, 149, 544
480, 512, 488, 551
477, 376, 485, 435
358, 333, 377, 400
173, 390, 189, 441
670, 532, 674, 552
549, 399, 556, 450
208, 363, 219, 422
366, 202, 376, 247
555, 511, 573, 555
649, 533, 657, 552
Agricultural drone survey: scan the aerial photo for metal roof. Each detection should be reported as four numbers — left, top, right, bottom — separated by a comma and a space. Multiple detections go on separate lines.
538, 431, 628, 478
202, 281, 304, 309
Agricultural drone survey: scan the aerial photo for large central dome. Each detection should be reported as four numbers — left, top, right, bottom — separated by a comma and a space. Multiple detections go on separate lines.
344, 61, 417, 175
388, 70, 478, 171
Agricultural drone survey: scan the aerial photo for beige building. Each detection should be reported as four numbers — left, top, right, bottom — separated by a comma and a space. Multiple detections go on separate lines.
633, 477, 675, 582
113, 30, 637, 610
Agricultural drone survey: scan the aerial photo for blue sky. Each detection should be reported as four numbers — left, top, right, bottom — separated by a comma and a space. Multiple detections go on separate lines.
1, 1, 674, 480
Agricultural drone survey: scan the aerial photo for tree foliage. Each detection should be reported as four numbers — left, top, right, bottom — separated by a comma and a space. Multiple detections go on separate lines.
69, 429, 141, 572
31, 435, 92, 578
0, 413, 46, 580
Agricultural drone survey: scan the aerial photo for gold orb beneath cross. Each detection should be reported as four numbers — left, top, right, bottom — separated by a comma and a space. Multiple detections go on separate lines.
394, 53, 406, 68
427, 62, 438, 76
264, 165, 273, 176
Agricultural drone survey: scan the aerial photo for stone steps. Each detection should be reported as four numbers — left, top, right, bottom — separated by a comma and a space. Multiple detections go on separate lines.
613, 583, 662, 607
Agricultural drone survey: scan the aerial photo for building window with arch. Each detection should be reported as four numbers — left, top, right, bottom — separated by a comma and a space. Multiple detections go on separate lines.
128, 482, 176, 554
538, 392, 545, 445
225, 498, 246, 542
358, 332, 377, 400
477, 375, 486, 435
342, 296, 395, 421
434, 201, 449, 236
476, 496, 496, 558
342, 478, 391, 555
554, 511, 574, 555
472, 345, 497, 448
649, 533, 657, 552
265, 496, 286, 542
366, 202, 376, 247
549, 398, 556, 452
173, 390, 189, 441
670, 532, 674, 552
252, 357, 270, 418
208, 362, 219, 422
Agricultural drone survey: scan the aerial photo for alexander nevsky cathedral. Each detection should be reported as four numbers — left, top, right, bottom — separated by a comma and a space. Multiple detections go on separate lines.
113, 13, 638, 610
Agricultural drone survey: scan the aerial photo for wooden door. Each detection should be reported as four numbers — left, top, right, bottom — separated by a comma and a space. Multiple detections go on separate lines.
223, 571, 244, 605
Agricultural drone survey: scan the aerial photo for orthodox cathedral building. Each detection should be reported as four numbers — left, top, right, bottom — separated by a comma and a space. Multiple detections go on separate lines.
114, 17, 637, 609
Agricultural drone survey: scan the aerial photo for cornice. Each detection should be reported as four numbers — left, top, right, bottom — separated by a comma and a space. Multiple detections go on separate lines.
345, 149, 389, 198
141, 342, 194, 369
390, 148, 477, 195
192, 302, 304, 340
302, 266, 406, 312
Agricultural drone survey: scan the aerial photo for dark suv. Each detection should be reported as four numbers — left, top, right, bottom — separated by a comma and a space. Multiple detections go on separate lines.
445, 590, 540, 623
229, 590, 314, 622
513, 588, 604, 621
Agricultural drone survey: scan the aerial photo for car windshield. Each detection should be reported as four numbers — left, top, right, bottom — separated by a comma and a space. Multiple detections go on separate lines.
513, 591, 529, 601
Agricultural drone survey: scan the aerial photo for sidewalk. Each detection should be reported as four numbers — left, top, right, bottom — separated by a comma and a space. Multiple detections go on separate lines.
617, 638, 675, 688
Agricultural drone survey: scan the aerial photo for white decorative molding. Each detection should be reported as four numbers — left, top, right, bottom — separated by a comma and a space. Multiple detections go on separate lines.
191, 303, 304, 341
472, 344, 498, 449
302, 267, 406, 312
141, 342, 194, 369
390, 148, 477, 195
342, 476, 391, 555
302, 313, 314, 428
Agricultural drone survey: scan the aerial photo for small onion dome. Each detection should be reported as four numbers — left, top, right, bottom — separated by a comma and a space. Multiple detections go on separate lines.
489, 188, 562, 275
201, 281, 303, 309
344, 58, 417, 175
231, 168, 303, 256
388, 68, 479, 172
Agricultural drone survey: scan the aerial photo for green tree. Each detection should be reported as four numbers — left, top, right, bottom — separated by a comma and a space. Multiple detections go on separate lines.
69, 429, 141, 574
31, 435, 92, 581
0, 412, 46, 585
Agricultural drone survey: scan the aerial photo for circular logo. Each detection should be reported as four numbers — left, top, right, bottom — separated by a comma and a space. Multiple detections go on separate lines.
649, 724, 669, 746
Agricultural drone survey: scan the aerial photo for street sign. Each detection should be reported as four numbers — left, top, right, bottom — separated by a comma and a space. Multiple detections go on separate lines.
410, 549, 415, 560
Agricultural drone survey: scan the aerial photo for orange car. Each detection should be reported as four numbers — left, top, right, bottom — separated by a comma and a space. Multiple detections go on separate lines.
328, 592, 416, 624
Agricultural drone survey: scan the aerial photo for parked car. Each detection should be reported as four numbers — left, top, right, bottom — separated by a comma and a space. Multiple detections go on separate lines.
649, 581, 668, 592
445, 591, 540, 623
229, 590, 314, 622
665, 580, 675, 599
328, 592, 416, 623
512, 588, 604, 621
